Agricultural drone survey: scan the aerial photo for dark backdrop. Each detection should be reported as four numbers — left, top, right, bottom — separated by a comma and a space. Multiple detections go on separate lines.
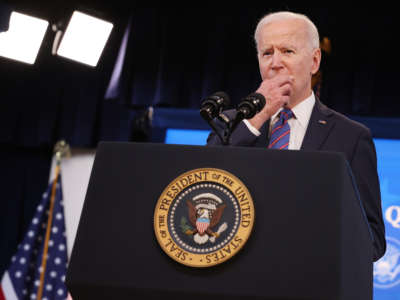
1, 1, 400, 275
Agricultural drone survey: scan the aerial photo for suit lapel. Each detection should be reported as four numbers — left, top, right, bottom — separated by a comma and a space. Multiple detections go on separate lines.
301, 99, 335, 151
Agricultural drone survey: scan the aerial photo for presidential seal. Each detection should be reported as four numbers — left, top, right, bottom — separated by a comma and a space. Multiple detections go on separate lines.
153, 168, 254, 267
373, 236, 400, 289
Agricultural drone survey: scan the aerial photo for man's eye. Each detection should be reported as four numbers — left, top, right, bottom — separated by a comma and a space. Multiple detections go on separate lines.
284, 49, 294, 54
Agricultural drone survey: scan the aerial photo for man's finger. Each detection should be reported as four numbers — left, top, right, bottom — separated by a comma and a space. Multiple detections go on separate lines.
275, 75, 294, 87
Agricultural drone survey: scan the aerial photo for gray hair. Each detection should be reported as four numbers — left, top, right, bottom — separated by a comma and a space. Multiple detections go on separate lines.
254, 11, 320, 51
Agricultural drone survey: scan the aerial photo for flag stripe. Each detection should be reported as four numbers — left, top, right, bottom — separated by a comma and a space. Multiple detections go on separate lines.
0, 286, 5, 300
1, 272, 18, 300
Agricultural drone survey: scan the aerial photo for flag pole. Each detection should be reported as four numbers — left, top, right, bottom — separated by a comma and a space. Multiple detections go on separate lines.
36, 140, 70, 300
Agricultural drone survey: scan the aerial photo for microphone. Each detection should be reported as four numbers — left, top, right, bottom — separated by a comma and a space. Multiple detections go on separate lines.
236, 92, 266, 120
200, 91, 230, 122
227, 93, 266, 140
199, 91, 231, 145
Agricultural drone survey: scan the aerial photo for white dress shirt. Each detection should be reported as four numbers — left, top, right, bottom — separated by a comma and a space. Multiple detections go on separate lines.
243, 92, 316, 150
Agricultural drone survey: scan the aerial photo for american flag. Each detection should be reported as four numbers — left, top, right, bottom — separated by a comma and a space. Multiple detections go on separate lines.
0, 176, 68, 300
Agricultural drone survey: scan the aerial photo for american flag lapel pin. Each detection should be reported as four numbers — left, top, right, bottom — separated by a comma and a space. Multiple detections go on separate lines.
318, 120, 327, 125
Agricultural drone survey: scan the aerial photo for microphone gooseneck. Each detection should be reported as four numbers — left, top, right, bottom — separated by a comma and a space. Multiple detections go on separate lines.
199, 91, 266, 146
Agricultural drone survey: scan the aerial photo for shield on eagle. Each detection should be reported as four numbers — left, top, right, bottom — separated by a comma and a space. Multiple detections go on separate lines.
196, 217, 210, 234
185, 193, 227, 244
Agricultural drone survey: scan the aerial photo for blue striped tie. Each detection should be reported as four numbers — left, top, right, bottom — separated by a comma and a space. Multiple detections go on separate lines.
268, 108, 294, 150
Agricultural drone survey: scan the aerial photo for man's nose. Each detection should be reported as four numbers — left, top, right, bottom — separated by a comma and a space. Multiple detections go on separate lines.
270, 52, 284, 69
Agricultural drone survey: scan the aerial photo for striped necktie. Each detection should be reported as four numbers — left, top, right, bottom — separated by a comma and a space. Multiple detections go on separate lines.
268, 108, 294, 150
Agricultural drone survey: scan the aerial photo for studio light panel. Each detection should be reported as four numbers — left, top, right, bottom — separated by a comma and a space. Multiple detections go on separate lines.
56, 11, 113, 67
0, 12, 49, 64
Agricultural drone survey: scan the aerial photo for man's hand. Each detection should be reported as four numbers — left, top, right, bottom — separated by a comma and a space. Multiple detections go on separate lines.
248, 74, 294, 130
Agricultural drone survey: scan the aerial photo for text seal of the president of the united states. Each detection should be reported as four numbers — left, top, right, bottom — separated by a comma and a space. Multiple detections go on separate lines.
154, 168, 255, 267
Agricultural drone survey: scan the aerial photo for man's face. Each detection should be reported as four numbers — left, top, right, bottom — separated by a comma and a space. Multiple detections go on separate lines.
256, 18, 321, 106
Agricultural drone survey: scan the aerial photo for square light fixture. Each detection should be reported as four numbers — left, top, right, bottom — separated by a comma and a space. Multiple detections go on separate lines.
56, 11, 113, 67
0, 12, 49, 64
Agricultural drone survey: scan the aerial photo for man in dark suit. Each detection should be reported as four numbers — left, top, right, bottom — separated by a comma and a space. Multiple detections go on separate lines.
207, 11, 386, 261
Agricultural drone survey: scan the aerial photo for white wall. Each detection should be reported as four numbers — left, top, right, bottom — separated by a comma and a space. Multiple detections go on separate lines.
49, 148, 96, 259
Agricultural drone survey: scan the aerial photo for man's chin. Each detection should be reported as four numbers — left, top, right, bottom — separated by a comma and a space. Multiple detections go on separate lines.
282, 96, 292, 108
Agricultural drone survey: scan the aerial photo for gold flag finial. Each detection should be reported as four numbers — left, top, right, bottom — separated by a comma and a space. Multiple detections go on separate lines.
53, 140, 71, 164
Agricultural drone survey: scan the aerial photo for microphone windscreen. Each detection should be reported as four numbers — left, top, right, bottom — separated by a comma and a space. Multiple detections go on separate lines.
212, 91, 230, 107
245, 93, 266, 110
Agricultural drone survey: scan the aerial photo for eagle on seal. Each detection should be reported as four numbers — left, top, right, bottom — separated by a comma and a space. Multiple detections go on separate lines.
185, 193, 227, 244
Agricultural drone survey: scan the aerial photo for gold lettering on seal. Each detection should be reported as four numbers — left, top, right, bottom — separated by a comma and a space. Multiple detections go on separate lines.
154, 168, 254, 268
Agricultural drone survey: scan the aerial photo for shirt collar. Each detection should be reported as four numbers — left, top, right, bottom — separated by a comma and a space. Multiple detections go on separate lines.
271, 92, 316, 129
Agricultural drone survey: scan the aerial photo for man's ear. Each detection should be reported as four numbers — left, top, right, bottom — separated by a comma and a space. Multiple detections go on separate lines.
311, 48, 322, 75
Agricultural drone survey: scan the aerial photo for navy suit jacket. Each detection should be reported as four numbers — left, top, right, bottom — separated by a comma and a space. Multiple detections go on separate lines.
207, 99, 386, 261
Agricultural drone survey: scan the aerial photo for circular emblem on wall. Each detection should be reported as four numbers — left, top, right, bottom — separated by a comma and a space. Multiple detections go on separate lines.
154, 168, 255, 267
373, 236, 400, 289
